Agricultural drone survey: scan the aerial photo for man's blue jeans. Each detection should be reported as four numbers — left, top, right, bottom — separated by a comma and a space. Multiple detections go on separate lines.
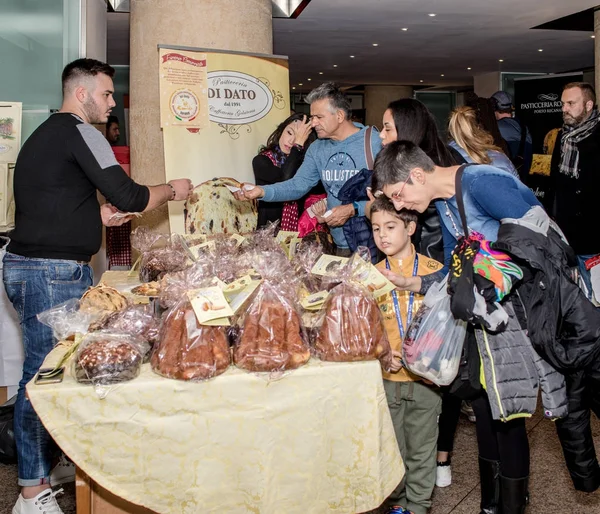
2, 252, 92, 486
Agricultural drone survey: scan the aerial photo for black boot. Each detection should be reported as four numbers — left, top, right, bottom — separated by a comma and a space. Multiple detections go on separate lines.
500, 475, 529, 514
479, 457, 501, 514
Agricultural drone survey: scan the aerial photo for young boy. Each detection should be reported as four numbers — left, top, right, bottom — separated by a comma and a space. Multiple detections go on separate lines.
371, 198, 443, 514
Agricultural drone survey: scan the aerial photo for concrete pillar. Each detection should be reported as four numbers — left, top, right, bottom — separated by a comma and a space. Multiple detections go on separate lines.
474, 72, 501, 98
129, 0, 273, 233
364, 85, 413, 129
595, 9, 600, 96
83, 0, 107, 61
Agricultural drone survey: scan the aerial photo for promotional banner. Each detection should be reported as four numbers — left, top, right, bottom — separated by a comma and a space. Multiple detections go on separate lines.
159, 47, 289, 234
514, 73, 582, 208
159, 49, 209, 130
0, 102, 22, 164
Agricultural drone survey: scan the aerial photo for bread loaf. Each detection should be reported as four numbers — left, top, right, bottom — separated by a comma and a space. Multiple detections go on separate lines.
151, 302, 231, 380
184, 178, 257, 235
80, 285, 128, 313
75, 339, 144, 384
315, 282, 391, 363
234, 289, 310, 372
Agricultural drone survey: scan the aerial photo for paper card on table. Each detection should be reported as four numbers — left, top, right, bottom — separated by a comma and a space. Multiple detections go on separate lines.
128, 255, 142, 276
222, 274, 253, 294
226, 278, 262, 314
362, 264, 396, 298
288, 237, 302, 260
209, 276, 228, 291
230, 234, 246, 247
188, 287, 234, 324
311, 254, 349, 276
276, 231, 300, 244
300, 290, 330, 311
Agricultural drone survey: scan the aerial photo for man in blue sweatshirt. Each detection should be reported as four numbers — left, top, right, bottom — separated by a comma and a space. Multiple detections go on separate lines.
237, 82, 381, 254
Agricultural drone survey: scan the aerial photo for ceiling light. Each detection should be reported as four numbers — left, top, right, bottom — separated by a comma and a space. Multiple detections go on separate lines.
420, 80, 424, 83
592, 35, 596, 39
292, 87, 296, 90
299, 83, 303, 86
307, 78, 312, 81
499, 59, 504, 62
538, 49, 543, 52
350, 55, 355, 58
467, 67, 472, 70
333, 64, 338, 67
372, 43, 379, 47
319, 71, 323, 75
402, 28, 408, 31
440, 74, 445, 77
428, 13, 436, 17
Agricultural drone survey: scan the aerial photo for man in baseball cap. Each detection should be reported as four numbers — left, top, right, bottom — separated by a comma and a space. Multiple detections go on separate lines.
491, 90, 532, 181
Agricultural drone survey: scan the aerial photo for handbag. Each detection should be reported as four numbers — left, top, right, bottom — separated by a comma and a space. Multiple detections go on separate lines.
445, 165, 483, 398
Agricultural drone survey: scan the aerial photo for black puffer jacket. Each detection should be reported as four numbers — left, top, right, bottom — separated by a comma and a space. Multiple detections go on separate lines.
494, 206, 600, 492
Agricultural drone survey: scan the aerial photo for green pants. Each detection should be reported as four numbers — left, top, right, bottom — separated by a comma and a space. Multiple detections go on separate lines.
384, 379, 442, 514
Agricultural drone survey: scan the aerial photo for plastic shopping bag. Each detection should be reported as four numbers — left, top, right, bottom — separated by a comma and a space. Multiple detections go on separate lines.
402, 279, 467, 386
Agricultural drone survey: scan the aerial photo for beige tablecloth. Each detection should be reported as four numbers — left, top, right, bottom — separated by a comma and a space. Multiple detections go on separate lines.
28, 347, 404, 514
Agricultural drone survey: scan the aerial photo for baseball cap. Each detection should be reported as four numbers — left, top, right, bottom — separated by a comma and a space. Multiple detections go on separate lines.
491, 91, 513, 110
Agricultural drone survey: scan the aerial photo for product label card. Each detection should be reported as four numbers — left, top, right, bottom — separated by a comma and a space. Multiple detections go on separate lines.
188, 286, 234, 324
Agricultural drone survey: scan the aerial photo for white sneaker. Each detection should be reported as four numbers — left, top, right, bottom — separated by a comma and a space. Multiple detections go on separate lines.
50, 455, 75, 486
12, 488, 64, 514
436, 463, 452, 487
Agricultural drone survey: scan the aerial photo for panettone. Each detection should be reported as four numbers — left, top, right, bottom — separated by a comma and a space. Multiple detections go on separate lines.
314, 282, 390, 363
151, 302, 231, 380
234, 297, 310, 373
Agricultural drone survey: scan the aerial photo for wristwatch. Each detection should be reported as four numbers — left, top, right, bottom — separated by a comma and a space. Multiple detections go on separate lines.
352, 201, 360, 216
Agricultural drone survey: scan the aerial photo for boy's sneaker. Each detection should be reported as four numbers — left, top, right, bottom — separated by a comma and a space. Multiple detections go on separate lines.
387, 507, 410, 514
12, 488, 64, 514
50, 454, 76, 486
436, 461, 452, 487
460, 401, 476, 423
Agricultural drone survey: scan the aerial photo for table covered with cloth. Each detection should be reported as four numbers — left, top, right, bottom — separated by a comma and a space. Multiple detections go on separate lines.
27, 344, 404, 514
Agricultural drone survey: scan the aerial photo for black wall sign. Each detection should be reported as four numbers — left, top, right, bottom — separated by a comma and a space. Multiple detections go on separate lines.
514, 73, 583, 208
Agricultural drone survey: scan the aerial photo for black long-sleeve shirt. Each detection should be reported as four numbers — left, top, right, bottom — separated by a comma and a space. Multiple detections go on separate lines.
253, 147, 324, 227
8, 113, 149, 261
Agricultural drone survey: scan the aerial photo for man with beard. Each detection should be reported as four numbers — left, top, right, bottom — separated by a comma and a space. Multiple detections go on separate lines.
105, 115, 121, 146
4, 59, 192, 514
550, 82, 600, 296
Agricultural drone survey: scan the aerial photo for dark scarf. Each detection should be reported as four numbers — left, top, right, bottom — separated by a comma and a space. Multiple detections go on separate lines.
559, 109, 600, 178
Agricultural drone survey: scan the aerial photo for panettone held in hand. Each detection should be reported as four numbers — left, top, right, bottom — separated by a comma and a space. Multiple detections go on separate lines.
314, 281, 392, 369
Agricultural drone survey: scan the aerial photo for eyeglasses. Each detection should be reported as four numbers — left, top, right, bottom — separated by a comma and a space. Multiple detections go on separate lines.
373, 172, 412, 200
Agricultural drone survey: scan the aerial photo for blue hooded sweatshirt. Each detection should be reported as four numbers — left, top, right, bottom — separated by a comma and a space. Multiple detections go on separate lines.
261, 123, 381, 248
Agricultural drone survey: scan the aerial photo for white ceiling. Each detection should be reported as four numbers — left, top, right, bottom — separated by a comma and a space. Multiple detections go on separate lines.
107, 1, 598, 90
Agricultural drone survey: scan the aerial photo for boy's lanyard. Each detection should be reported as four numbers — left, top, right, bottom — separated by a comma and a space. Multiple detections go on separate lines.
386, 255, 419, 340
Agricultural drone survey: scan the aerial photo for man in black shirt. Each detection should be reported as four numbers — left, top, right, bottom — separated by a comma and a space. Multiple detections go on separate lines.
3, 58, 192, 514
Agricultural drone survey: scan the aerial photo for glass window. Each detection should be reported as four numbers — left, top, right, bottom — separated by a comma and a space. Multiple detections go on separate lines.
0, 0, 81, 144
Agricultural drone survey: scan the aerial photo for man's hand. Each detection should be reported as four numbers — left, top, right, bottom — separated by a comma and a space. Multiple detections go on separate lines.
389, 350, 404, 373
101, 203, 134, 227
233, 183, 265, 201
320, 204, 354, 227
168, 179, 193, 201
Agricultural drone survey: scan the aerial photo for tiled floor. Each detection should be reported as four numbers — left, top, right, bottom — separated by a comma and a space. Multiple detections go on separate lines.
0, 411, 598, 513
